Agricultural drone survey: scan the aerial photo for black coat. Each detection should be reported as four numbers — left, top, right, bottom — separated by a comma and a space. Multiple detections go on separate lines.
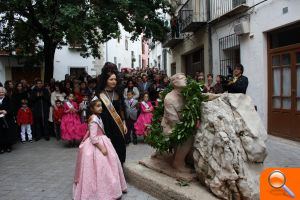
0, 97, 17, 146
228, 75, 249, 94
11, 91, 29, 116
30, 88, 50, 120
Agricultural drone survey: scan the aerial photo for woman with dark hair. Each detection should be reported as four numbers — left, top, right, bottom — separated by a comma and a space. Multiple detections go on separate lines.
96, 62, 127, 165
12, 82, 28, 116
123, 79, 139, 100
4, 80, 14, 99
50, 82, 66, 136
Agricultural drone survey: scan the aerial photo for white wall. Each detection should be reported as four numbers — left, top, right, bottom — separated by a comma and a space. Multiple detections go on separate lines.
211, 0, 300, 128
103, 26, 143, 70
0, 56, 25, 83
53, 46, 96, 81
0, 58, 6, 84
149, 42, 173, 76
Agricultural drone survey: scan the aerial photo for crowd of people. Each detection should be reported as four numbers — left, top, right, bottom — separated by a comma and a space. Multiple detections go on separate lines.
0, 62, 249, 199
0, 63, 248, 154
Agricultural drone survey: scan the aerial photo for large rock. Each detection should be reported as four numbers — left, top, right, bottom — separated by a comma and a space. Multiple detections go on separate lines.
193, 93, 267, 200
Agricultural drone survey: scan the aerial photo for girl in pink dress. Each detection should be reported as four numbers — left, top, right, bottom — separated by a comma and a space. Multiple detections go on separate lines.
60, 93, 87, 144
134, 92, 154, 136
73, 99, 127, 200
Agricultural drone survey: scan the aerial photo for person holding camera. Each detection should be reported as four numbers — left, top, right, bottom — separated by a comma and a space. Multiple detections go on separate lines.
227, 64, 248, 94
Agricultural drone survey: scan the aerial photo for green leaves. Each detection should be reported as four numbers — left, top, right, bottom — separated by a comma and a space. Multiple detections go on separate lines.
146, 78, 208, 152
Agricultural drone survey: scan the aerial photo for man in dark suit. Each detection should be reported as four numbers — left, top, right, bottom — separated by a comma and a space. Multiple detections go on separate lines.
31, 80, 51, 141
228, 64, 249, 94
138, 74, 151, 94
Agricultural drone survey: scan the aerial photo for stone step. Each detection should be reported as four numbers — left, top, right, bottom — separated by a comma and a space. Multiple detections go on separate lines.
124, 162, 219, 200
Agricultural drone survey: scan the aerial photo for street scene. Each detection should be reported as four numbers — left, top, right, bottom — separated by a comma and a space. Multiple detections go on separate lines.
0, 0, 300, 200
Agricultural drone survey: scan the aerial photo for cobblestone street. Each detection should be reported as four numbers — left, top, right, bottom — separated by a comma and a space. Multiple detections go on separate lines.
0, 135, 300, 200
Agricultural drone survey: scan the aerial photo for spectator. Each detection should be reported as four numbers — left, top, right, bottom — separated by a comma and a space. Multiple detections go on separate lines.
138, 74, 151, 94
53, 100, 64, 140
134, 92, 154, 138
124, 90, 138, 145
227, 64, 249, 94
203, 74, 214, 93
0, 87, 16, 153
4, 80, 14, 99
49, 82, 66, 137
12, 82, 28, 116
213, 75, 224, 94
149, 74, 163, 103
123, 80, 140, 100
31, 79, 51, 141
17, 99, 33, 143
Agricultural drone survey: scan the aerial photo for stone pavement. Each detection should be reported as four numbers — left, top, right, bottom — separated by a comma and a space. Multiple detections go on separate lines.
0, 135, 300, 200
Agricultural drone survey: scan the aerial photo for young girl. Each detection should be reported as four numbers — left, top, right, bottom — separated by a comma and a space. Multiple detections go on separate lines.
53, 100, 64, 140
17, 99, 33, 143
134, 92, 154, 136
73, 99, 127, 200
60, 93, 87, 146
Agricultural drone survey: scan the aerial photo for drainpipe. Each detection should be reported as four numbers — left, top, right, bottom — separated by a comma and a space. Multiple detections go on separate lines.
206, 0, 213, 74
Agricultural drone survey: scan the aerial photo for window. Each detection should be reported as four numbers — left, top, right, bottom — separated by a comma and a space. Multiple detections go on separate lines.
219, 34, 240, 76
158, 55, 161, 69
118, 63, 121, 70
131, 51, 135, 68
114, 57, 117, 64
185, 48, 204, 76
125, 39, 128, 50
270, 24, 300, 49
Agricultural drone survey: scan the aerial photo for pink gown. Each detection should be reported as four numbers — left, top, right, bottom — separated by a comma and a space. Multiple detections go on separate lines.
73, 115, 127, 200
134, 101, 153, 136
60, 100, 87, 141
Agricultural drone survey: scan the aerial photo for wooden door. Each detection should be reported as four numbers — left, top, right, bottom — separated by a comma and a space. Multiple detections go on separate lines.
268, 46, 300, 140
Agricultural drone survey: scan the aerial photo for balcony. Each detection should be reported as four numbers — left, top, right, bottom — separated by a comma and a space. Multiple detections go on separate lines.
179, 0, 207, 32
210, 0, 249, 23
162, 31, 184, 48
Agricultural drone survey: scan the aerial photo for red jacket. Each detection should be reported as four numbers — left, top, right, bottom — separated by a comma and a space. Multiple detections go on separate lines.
17, 107, 33, 125
53, 106, 64, 123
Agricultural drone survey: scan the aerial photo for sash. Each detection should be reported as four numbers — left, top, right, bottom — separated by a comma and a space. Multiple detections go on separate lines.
99, 93, 125, 137
141, 101, 150, 109
66, 101, 74, 109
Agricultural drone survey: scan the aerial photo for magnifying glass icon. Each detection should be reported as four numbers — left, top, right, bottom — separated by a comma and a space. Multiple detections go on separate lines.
268, 170, 295, 198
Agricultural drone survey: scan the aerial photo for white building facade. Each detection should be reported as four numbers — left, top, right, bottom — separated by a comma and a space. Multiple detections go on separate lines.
102, 26, 146, 71
149, 41, 173, 76
210, 0, 300, 140
0, 26, 147, 83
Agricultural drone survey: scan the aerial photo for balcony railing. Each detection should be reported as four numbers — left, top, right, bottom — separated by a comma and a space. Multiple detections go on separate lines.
162, 31, 184, 48
210, 0, 248, 22
179, 0, 207, 32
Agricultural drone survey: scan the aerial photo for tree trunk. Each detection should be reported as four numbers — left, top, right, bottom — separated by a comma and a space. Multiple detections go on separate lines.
43, 40, 57, 83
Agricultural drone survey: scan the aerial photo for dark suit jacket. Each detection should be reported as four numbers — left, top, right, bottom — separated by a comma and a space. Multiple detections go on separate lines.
138, 82, 151, 93
228, 75, 248, 94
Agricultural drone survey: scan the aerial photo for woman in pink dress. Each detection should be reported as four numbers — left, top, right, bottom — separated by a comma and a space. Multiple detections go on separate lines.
60, 93, 87, 145
134, 92, 154, 136
73, 99, 127, 200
